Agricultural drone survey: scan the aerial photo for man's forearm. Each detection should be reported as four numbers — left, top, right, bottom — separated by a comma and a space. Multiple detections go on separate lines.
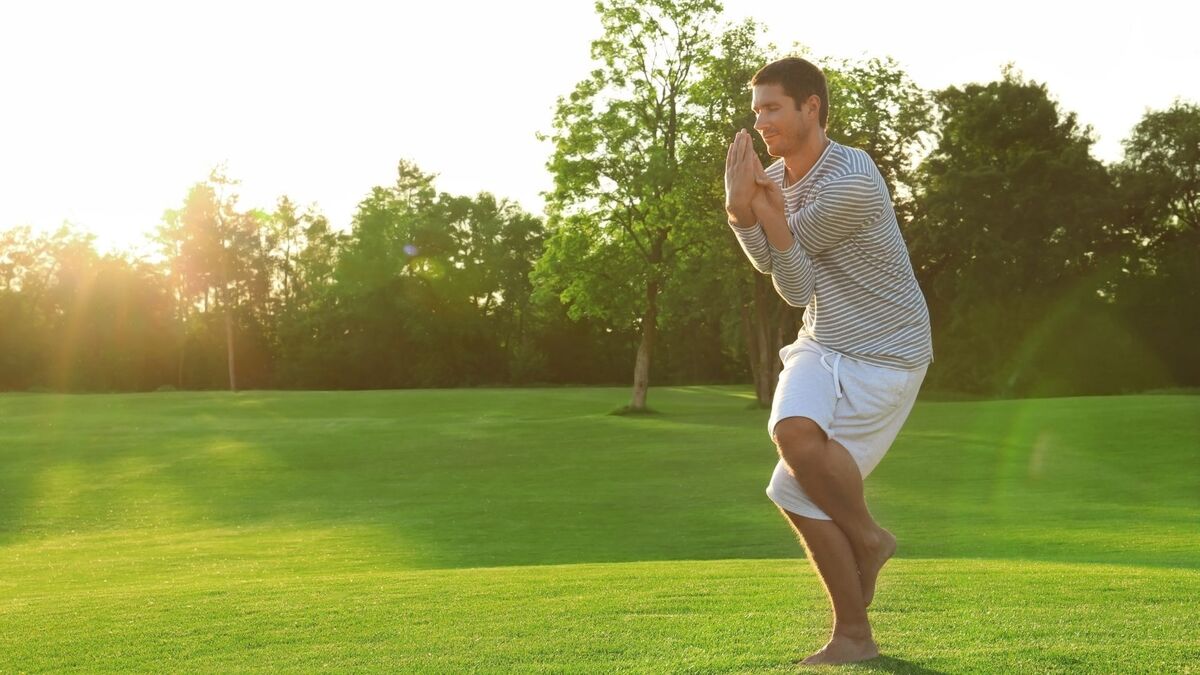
760, 206, 815, 307
758, 208, 795, 252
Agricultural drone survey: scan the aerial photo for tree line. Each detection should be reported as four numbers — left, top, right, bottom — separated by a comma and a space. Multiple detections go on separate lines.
1, 0, 1196, 405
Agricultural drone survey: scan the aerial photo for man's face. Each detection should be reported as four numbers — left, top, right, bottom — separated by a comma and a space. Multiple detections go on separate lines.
751, 83, 815, 157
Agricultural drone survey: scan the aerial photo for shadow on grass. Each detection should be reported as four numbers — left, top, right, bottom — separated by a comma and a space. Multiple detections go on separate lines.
2, 388, 1198, 575
829, 655, 950, 674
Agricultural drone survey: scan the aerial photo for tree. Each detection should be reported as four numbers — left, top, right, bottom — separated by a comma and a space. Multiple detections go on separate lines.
537, 0, 722, 411
0, 225, 70, 389
440, 192, 545, 381
0, 225, 174, 391
1112, 101, 1200, 386
324, 160, 544, 389
1115, 100, 1200, 256
678, 18, 782, 406
270, 199, 345, 388
155, 168, 270, 391
910, 68, 1115, 394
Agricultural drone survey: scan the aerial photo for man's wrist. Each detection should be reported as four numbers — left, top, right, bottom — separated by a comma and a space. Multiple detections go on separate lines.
726, 205, 756, 228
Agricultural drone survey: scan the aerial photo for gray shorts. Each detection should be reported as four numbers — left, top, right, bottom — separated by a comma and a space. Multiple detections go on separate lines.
765, 337, 927, 520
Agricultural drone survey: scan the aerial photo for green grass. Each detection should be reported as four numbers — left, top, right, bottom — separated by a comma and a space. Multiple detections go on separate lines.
0, 388, 1197, 673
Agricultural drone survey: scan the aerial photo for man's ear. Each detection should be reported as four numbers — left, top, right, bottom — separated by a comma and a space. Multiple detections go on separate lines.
805, 94, 820, 119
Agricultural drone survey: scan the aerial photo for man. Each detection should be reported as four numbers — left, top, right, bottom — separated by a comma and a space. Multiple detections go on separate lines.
724, 57, 933, 666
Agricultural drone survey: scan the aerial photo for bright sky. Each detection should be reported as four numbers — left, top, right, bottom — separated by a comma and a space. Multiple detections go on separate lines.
1, 0, 1196, 255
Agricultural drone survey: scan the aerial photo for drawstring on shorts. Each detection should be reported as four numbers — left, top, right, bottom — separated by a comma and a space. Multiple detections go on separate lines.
820, 351, 844, 399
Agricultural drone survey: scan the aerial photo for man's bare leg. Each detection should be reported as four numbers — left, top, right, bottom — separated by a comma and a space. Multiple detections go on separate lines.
778, 506, 880, 665
774, 418, 898, 606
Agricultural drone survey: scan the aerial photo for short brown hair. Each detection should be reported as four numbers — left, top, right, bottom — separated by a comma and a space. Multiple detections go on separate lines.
750, 57, 829, 128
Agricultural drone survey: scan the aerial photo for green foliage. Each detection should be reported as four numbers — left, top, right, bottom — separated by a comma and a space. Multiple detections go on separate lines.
536, 0, 723, 329
1110, 101, 1200, 386
0, 226, 177, 391
1116, 100, 1200, 249
915, 69, 1113, 300
911, 69, 1118, 394
316, 161, 546, 388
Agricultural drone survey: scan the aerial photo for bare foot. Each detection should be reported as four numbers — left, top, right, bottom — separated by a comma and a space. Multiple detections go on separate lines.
799, 634, 880, 665
858, 528, 897, 608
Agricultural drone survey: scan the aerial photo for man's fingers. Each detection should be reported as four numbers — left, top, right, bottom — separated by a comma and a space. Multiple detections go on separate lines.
746, 138, 773, 188
743, 133, 759, 165
740, 135, 755, 173
739, 133, 757, 179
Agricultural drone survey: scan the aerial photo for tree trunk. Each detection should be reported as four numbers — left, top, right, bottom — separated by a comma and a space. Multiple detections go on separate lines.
225, 309, 237, 392
742, 275, 798, 408
175, 286, 187, 389
176, 333, 186, 389
774, 300, 794, 364
629, 277, 660, 410
754, 278, 775, 405
739, 303, 759, 396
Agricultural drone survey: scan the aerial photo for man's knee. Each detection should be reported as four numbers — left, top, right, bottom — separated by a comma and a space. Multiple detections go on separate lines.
772, 416, 827, 468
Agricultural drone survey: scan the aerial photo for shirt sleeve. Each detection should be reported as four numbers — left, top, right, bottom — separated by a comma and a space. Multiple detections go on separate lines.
728, 221, 815, 308
788, 170, 886, 254
728, 221, 773, 274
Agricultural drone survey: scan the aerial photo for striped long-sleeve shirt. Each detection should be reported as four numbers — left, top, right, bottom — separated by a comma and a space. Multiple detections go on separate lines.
729, 140, 933, 370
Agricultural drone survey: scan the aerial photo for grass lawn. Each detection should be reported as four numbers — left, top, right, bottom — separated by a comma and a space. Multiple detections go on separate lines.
0, 387, 1196, 672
